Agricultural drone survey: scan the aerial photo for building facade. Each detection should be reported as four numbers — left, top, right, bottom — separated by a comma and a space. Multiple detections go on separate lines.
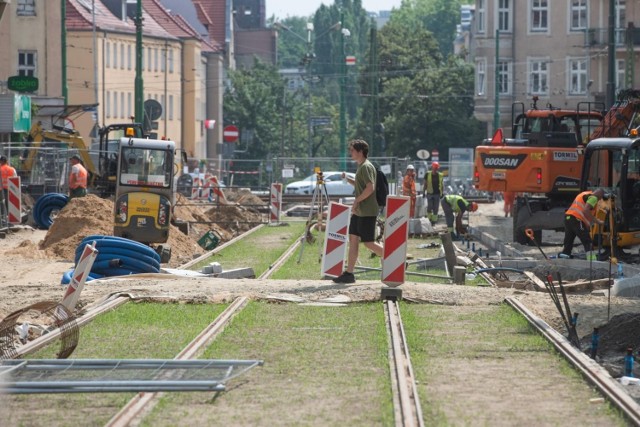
471, 0, 640, 137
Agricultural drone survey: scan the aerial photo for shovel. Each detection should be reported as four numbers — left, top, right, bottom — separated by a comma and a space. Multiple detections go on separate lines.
525, 228, 548, 259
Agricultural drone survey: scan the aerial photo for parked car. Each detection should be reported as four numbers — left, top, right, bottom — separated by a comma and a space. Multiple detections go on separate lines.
285, 171, 355, 196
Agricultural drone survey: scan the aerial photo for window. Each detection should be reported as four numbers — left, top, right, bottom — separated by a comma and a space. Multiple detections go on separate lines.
476, 59, 486, 96
570, 0, 587, 31
569, 58, 587, 95
498, 0, 512, 32
127, 45, 132, 70
113, 91, 118, 118
497, 61, 512, 95
120, 92, 125, 118
18, 51, 37, 77
120, 44, 125, 69
530, 0, 548, 32
169, 49, 174, 73
616, 59, 626, 90
154, 48, 158, 72
113, 42, 118, 69
528, 59, 549, 95
161, 95, 166, 119
169, 95, 174, 120
147, 47, 151, 71
161, 49, 166, 72
16, 0, 35, 16
615, 0, 626, 45
106, 42, 110, 68
106, 91, 111, 118
128, 92, 132, 118
477, 0, 485, 33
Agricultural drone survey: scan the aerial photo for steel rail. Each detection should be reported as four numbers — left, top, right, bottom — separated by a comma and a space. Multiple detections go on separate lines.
384, 300, 424, 427
106, 296, 250, 427
258, 238, 302, 279
505, 297, 640, 426
15, 295, 130, 358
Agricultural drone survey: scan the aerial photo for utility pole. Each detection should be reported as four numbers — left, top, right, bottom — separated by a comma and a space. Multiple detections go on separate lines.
339, 10, 347, 170
134, 0, 144, 123
369, 19, 378, 156
606, 0, 616, 109
61, 0, 67, 106
492, 29, 500, 132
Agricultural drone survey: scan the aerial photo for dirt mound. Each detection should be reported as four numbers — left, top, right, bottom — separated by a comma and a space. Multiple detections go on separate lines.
223, 188, 264, 207
581, 313, 640, 356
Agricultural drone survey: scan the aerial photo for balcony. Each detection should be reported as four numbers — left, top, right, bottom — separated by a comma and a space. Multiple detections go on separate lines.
585, 26, 640, 47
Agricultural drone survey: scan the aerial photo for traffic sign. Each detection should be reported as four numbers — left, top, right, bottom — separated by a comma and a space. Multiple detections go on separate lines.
223, 125, 239, 143
345, 56, 356, 66
432, 148, 439, 161
416, 149, 430, 160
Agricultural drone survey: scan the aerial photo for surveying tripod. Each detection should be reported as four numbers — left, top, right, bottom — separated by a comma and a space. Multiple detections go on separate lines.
297, 168, 332, 263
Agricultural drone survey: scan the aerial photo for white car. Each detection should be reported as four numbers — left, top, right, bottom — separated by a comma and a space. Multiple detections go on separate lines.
285, 171, 355, 196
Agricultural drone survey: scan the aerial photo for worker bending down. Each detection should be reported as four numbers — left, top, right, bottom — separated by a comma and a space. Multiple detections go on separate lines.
441, 194, 478, 239
68, 154, 88, 199
560, 188, 605, 258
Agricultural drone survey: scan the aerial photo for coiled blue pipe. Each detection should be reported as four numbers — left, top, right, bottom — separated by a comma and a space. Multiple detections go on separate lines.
33, 193, 69, 229
62, 235, 161, 284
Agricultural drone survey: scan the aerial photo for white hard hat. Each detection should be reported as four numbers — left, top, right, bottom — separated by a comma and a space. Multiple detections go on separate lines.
406, 164, 415, 170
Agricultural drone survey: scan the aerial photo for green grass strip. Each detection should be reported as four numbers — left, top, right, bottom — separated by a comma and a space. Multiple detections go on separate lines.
402, 303, 626, 426
143, 301, 395, 426
189, 221, 306, 275
5, 303, 227, 427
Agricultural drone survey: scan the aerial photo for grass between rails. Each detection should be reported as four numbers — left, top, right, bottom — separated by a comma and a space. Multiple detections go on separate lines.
189, 221, 306, 275
5, 303, 228, 427
401, 303, 626, 426
142, 301, 395, 426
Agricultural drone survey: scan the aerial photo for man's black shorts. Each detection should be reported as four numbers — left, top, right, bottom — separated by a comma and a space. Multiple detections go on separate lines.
348, 215, 377, 242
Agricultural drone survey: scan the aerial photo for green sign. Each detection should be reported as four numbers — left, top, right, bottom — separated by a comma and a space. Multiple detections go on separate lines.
8, 75, 39, 93
13, 94, 31, 133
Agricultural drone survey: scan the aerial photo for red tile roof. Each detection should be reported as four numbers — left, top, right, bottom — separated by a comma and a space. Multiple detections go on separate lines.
193, 0, 226, 45
142, 0, 192, 39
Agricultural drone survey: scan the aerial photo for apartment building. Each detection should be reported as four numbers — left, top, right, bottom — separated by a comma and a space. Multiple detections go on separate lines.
471, 0, 639, 137
0, 0, 63, 141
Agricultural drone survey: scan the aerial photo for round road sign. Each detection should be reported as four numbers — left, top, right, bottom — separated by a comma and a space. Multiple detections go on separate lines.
416, 149, 430, 160
223, 125, 240, 143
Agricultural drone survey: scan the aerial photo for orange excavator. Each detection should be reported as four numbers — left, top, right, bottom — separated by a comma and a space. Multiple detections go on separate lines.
473, 97, 604, 244
475, 91, 640, 245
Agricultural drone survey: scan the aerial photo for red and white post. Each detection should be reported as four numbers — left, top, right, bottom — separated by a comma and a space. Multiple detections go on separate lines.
321, 202, 351, 278
7, 176, 21, 224
381, 195, 410, 287
61, 241, 99, 312
269, 182, 283, 224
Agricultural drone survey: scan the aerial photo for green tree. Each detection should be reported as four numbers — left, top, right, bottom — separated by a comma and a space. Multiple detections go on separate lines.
224, 60, 306, 159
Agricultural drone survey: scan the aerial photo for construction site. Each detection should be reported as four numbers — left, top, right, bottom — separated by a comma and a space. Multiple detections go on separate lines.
3, 93, 640, 424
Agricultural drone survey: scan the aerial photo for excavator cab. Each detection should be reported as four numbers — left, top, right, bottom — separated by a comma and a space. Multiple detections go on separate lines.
96, 123, 145, 196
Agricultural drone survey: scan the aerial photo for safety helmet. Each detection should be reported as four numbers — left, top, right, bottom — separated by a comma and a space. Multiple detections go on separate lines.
0, 155, 6, 162
470, 202, 479, 212
406, 164, 415, 170
70, 154, 82, 161
431, 161, 440, 170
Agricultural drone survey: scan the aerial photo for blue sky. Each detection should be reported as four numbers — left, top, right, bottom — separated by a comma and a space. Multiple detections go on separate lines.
267, 0, 401, 19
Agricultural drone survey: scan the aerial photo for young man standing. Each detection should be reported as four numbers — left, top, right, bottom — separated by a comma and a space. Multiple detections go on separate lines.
333, 139, 384, 284
423, 161, 444, 223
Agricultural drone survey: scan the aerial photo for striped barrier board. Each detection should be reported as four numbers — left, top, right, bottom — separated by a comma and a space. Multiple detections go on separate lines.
7, 176, 21, 224
207, 175, 228, 203
321, 202, 351, 278
381, 195, 410, 287
269, 183, 282, 223
61, 241, 99, 312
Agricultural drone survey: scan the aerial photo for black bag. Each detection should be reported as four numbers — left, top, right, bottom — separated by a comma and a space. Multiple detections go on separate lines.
375, 167, 389, 207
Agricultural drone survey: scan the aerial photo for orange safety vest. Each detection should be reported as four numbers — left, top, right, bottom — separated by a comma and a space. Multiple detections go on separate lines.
566, 191, 594, 225
1, 164, 16, 189
69, 163, 88, 189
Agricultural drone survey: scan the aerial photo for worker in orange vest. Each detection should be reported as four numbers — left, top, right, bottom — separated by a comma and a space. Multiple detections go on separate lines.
402, 164, 417, 217
0, 155, 17, 212
68, 154, 88, 199
560, 188, 605, 258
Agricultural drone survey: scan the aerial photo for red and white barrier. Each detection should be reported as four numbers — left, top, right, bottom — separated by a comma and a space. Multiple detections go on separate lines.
61, 241, 99, 312
381, 195, 410, 287
7, 176, 21, 224
321, 202, 351, 278
269, 183, 282, 223
207, 174, 228, 203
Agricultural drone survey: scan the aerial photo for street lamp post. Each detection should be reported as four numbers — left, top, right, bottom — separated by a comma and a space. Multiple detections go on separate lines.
339, 21, 350, 170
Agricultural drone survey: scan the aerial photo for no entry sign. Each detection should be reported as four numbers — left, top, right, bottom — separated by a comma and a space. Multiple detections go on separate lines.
223, 125, 239, 143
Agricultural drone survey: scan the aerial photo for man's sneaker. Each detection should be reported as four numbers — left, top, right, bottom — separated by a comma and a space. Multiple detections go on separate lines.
333, 271, 355, 284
